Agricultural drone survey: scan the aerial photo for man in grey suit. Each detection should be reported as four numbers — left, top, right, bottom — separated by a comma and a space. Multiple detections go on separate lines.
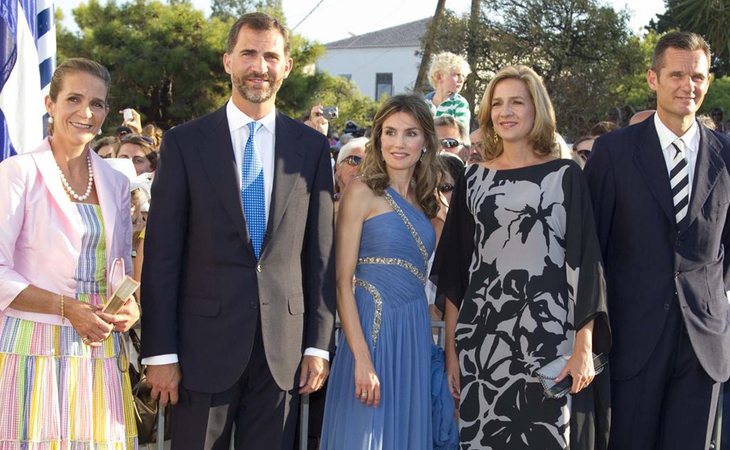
140, 12, 336, 450
585, 31, 730, 450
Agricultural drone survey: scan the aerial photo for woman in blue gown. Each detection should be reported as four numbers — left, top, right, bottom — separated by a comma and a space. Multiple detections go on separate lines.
320, 94, 441, 449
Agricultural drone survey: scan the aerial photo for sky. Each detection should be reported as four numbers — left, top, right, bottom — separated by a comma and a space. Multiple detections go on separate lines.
55, 0, 666, 43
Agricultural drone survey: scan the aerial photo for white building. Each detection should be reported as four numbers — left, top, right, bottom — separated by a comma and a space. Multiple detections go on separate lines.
316, 19, 429, 100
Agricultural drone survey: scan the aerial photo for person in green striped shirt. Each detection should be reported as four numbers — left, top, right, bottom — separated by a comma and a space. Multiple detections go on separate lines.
425, 52, 472, 131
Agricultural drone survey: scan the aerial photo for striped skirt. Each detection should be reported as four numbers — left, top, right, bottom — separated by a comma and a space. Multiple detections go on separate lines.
0, 295, 138, 449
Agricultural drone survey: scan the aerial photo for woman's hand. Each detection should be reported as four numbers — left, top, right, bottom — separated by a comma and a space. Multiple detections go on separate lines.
354, 358, 380, 407
445, 345, 461, 400
555, 350, 595, 394
66, 299, 114, 346
96, 298, 140, 332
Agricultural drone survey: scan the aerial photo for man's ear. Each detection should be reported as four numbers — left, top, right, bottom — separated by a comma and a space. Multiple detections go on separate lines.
283, 56, 293, 79
223, 52, 232, 75
647, 68, 658, 93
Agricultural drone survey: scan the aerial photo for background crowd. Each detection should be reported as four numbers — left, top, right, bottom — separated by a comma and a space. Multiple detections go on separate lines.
0, 9, 729, 450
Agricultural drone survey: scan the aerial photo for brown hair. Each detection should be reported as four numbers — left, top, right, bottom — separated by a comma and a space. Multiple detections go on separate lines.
48, 58, 111, 135
117, 134, 158, 170
360, 94, 441, 219
478, 65, 558, 161
652, 31, 711, 73
226, 12, 290, 55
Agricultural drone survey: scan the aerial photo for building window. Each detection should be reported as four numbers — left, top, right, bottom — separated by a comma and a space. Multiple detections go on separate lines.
375, 73, 393, 100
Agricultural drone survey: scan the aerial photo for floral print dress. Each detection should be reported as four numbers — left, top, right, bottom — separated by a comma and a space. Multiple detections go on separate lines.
433, 160, 610, 450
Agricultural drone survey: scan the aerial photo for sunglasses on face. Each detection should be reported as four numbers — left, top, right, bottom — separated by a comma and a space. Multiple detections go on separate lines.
342, 155, 362, 166
438, 183, 455, 193
440, 138, 462, 149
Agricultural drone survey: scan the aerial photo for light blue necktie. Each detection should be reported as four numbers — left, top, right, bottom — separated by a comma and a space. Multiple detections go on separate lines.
241, 121, 265, 259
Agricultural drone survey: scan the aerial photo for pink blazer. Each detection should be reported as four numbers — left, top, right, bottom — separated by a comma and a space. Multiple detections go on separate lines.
0, 138, 132, 325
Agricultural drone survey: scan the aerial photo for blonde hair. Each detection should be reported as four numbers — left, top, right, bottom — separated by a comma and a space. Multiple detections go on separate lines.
428, 52, 471, 89
360, 94, 441, 219
478, 65, 558, 161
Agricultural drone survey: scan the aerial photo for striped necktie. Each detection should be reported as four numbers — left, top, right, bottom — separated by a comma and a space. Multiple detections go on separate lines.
670, 139, 689, 229
241, 121, 265, 259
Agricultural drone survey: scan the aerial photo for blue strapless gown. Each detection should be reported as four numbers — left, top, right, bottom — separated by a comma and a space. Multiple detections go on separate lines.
320, 188, 435, 450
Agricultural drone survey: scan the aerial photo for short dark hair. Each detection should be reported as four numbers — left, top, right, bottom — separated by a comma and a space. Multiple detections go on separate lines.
226, 12, 290, 55
652, 31, 711, 73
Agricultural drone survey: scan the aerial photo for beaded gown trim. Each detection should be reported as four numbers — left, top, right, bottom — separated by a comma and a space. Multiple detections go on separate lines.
383, 192, 429, 266
354, 190, 430, 347
357, 257, 426, 283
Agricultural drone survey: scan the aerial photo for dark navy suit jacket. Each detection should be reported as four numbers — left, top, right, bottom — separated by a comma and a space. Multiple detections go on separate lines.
584, 116, 730, 382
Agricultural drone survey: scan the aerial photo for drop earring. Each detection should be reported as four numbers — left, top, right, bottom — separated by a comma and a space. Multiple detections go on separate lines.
48, 116, 54, 124
493, 132, 500, 144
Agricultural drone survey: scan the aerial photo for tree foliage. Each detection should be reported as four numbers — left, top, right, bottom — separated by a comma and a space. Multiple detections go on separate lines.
56, 0, 367, 132
210, 0, 283, 22
426, 0, 646, 138
59, 0, 229, 131
649, 0, 730, 76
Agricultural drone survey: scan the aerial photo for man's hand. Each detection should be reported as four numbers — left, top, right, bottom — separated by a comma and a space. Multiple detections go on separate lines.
303, 104, 329, 136
147, 363, 182, 407
298, 355, 329, 395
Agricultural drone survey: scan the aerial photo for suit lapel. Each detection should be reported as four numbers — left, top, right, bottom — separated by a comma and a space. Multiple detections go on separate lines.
197, 108, 254, 255
31, 141, 83, 229
685, 124, 725, 230
264, 113, 305, 252
633, 120, 675, 226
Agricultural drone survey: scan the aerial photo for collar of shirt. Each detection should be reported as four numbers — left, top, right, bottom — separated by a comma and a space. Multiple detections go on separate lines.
654, 112, 699, 156
225, 98, 277, 220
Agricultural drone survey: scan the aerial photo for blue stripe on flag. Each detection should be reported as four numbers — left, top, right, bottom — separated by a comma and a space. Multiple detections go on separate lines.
0, 0, 19, 91
39, 54, 51, 86
0, 0, 52, 162
36, 6, 49, 37
0, 109, 17, 160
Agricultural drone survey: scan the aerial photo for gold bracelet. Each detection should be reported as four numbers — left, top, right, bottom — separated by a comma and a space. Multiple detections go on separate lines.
60, 294, 66, 324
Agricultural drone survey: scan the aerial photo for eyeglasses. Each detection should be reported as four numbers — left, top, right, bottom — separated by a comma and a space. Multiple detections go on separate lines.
438, 183, 455, 193
440, 138, 462, 149
342, 155, 362, 166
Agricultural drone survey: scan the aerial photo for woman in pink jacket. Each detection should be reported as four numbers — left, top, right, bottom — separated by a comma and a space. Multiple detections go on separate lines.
0, 58, 140, 448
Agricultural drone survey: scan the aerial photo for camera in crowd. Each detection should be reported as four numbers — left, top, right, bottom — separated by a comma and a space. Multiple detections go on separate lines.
344, 120, 366, 138
322, 106, 338, 119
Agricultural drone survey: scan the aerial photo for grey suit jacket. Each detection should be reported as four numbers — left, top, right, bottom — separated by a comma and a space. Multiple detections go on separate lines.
141, 106, 336, 392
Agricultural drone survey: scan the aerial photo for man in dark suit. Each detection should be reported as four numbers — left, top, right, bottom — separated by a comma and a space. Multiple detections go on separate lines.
584, 31, 730, 450
140, 12, 336, 450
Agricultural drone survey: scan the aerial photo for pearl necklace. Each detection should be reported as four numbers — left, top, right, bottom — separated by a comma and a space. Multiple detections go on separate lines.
57, 154, 94, 201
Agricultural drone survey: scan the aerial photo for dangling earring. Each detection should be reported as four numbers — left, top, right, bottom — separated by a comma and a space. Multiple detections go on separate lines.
48, 116, 54, 124
97, 128, 102, 135
419, 147, 426, 161
493, 132, 500, 144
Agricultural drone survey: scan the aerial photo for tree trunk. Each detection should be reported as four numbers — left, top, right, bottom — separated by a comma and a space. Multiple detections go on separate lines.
414, 0, 447, 94
463, 0, 481, 130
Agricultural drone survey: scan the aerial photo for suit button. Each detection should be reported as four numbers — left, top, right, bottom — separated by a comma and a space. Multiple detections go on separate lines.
664, 303, 670, 311
250, 301, 258, 309
256, 264, 262, 273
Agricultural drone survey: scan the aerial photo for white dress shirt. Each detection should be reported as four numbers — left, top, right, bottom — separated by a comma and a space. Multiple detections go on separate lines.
654, 113, 700, 202
143, 99, 328, 365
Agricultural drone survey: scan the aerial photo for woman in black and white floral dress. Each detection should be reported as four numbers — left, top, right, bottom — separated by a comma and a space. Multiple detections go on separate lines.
432, 65, 611, 450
